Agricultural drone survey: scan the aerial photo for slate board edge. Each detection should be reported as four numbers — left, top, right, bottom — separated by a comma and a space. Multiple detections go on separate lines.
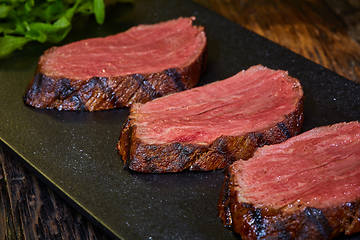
0, 0, 359, 239
0, 140, 123, 240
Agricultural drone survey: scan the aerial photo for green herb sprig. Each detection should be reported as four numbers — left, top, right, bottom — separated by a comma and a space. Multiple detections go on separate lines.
0, 0, 130, 58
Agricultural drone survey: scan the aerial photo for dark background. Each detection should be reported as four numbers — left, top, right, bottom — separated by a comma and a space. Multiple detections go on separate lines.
0, 0, 360, 239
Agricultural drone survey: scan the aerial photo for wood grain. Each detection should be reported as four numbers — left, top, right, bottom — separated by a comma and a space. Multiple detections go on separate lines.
0, 144, 110, 240
194, 0, 360, 83
0, 1, 359, 239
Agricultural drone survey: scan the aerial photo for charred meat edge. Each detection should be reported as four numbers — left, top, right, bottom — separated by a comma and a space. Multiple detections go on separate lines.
117, 97, 304, 173
24, 42, 207, 111
218, 167, 360, 240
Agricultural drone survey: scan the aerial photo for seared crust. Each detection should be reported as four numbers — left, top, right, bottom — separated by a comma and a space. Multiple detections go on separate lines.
24, 44, 207, 111
218, 168, 360, 240
117, 98, 304, 173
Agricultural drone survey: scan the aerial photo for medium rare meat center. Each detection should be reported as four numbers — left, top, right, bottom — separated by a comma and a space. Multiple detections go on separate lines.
24, 17, 207, 111
118, 65, 304, 173
219, 121, 360, 239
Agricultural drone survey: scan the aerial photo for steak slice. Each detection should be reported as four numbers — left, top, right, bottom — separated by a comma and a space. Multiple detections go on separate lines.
219, 121, 360, 240
24, 17, 207, 111
117, 65, 304, 173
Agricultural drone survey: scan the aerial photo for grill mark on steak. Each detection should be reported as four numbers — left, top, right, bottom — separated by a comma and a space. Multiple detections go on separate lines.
118, 99, 303, 172
70, 94, 85, 110
25, 73, 59, 108
165, 68, 186, 91
118, 65, 304, 172
132, 74, 162, 100
98, 77, 118, 106
219, 180, 360, 239
24, 74, 41, 104
219, 122, 360, 239
29, 73, 43, 95
67, 76, 118, 111
277, 122, 292, 139
219, 172, 233, 228
304, 207, 332, 238
122, 121, 132, 169
24, 17, 207, 111
79, 78, 98, 102
57, 78, 75, 99
274, 221, 292, 240
254, 133, 269, 147
125, 84, 142, 106
87, 77, 118, 105
249, 208, 267, 238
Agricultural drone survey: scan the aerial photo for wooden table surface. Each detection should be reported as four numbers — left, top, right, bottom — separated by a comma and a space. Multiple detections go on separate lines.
1, 0, 359, 239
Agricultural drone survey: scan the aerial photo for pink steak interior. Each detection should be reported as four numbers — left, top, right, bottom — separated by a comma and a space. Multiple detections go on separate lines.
132, 65, 303, 145
39, 17, 206, 80
233, 121, 360, 209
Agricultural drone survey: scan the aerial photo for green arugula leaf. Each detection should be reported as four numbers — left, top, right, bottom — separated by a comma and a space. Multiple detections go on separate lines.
0, 23, 15, 34
27, 16, 72, 42
0, 0, 132, 58
0, 35, 30, 58
93, 0, 105, 24
33, 1, 66, 22
77, 1, 93, 14
0, 4, 12, 18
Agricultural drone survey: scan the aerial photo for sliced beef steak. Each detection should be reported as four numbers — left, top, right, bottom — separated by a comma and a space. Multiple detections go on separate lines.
219, 121, 360, 240
24, 17, 207, 111
117, 65, 304, 173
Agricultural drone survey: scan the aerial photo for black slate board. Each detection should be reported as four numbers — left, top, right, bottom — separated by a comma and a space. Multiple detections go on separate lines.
1, 0, 360, 239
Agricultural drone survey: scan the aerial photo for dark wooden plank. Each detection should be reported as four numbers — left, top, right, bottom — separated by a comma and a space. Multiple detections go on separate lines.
0, 144, 111, 240
0, 148, 19, 240
194, 0, 360, 83
1, 1, 360, 239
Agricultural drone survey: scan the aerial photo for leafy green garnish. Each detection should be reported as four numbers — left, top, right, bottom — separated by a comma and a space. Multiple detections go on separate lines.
0, 0, 131, 58
0, 35, 30, 57
93, 0, 105, 24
